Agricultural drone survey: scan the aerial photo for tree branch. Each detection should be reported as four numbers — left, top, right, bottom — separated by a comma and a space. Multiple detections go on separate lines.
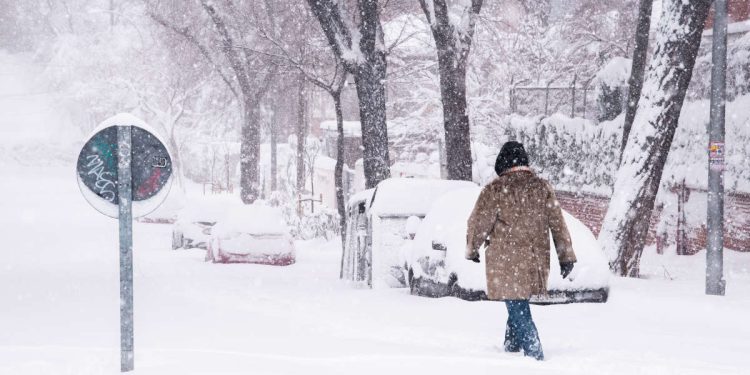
200, 0, 252, 97
305, 0, 357, 71
148, 12, 240, 100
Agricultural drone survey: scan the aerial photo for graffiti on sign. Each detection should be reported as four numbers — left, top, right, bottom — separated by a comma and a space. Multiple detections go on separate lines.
77, 126, 172, 206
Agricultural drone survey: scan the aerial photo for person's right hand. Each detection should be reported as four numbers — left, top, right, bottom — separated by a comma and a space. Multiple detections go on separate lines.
560, 262, 575, 278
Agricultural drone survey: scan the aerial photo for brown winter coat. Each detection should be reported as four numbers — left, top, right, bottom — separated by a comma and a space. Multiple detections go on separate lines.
466, 167, 576, 301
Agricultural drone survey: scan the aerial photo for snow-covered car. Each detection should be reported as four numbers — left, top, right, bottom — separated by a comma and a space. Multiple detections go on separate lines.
402, 186, 610, 304
341, 178, 477, 287
206, 203, 295, 265
172, 195, 238, 250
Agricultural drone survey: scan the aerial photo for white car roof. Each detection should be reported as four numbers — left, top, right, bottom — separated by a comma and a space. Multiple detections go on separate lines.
365, 178, 477, 218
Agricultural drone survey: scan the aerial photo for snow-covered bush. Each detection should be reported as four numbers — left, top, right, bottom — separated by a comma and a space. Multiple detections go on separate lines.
691, 32, 750, 101
473, 113, 621, 194
296, 209, 340, 241
474, 91, 750, 197
271, 190, 339, 241
661, 95, 750, 194
596, 57, 631, 123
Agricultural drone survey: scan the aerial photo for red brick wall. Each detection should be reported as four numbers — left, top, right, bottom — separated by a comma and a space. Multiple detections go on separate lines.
555, 191, 609, 235
555, 189, 750, 254
680, 191, 750, 254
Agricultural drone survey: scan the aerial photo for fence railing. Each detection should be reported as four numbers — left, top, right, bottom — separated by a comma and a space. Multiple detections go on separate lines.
509, 75, 597, 120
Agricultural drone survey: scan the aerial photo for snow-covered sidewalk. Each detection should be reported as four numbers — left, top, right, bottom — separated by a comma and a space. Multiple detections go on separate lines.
1, 163, 749, 374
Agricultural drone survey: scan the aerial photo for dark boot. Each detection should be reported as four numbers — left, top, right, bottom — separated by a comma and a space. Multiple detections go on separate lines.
505, 300, 544, 361
503, 322, 521, 352
522, 318, 544, 361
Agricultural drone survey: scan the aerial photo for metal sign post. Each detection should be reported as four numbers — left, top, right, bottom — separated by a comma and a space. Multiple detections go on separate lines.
707, 0, 727, 296
117, 126, 134, 371
76, 114, 172, 372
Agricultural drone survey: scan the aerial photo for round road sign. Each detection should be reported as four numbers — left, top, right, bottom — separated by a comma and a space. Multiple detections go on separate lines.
76, 113, 173, 218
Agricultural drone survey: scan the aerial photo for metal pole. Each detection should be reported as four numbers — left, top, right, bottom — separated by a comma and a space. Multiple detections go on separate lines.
117, 125, 135, 371
707, 0, 727, 296
571, 74, 577, 118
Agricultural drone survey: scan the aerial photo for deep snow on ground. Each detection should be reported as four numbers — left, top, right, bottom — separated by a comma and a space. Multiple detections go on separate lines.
2, 163, 750, 375
2, 51, 750, 375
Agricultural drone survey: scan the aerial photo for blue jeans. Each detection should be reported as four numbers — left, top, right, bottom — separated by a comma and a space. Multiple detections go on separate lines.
504, 300, 544, 360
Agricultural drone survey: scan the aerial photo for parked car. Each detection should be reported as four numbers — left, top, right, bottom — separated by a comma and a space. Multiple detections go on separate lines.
206, 203, 295, 265
402, 187, 610, 304
172, 195, 238, 250
341, 178, 477, 288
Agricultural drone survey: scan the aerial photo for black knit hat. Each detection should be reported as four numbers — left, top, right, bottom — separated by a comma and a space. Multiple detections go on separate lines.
495, 141, 529, 176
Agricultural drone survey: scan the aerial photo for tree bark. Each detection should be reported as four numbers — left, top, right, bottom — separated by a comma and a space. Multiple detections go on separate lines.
355, 0, 391, 188
296, 73, 307, 195
354, 58, 391, 188
620, 0, 653, 159
419, 0, 483, 181
270, 113, 278, 192
306, 0, 391, 188
240, 104, 261, 204
200, 0, 275, 204
333, 91, 347, 275
437, 51, 473, 181
166, 136, 185, 192
599, 0, 712, 277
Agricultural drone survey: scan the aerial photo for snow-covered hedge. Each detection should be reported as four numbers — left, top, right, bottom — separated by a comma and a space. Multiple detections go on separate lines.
691, 32, 750, 101
473, 113, 621, 195
664, 95, 750, 193
473, 93, 750, 197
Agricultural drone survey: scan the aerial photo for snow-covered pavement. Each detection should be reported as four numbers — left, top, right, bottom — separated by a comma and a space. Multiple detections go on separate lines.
1, 163, 749, 375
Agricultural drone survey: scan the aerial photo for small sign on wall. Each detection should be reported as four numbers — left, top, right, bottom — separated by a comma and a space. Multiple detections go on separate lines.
709, 141, 725, 171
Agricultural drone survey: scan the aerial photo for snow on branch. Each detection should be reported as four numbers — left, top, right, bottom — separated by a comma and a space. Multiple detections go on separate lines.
199, 0, 252, 95
418, 0, 483, 60
305, 0, 361, 70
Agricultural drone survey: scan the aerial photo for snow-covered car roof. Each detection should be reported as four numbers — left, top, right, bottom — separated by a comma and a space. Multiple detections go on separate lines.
365, 178, 477, 218
408, 186, 610, 294
211, 203, 289, 238
347, 188, 375, 209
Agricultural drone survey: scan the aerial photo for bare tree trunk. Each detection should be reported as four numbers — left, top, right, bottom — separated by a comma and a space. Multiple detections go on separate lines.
305, 0, 391, 188
599, 0, 712, 277
167, 136, 185, 192
355, 0, 390, 188
240, 104, 261, 204
419, 0, 483, 182
620, 0, 653, 159
437, 51, 473, 181
332, 92, 347, 274
110, 0, 115, 30
296, 73, 307, 195
270, 116, 278, 192
354, 59, 391, 188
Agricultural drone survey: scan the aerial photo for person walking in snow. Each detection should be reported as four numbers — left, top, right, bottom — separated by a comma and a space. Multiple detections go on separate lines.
466, 141, 577, 361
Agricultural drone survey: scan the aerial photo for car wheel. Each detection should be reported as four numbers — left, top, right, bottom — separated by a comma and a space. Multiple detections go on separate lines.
447, 272, 459, 295
172, 231, 183, 250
